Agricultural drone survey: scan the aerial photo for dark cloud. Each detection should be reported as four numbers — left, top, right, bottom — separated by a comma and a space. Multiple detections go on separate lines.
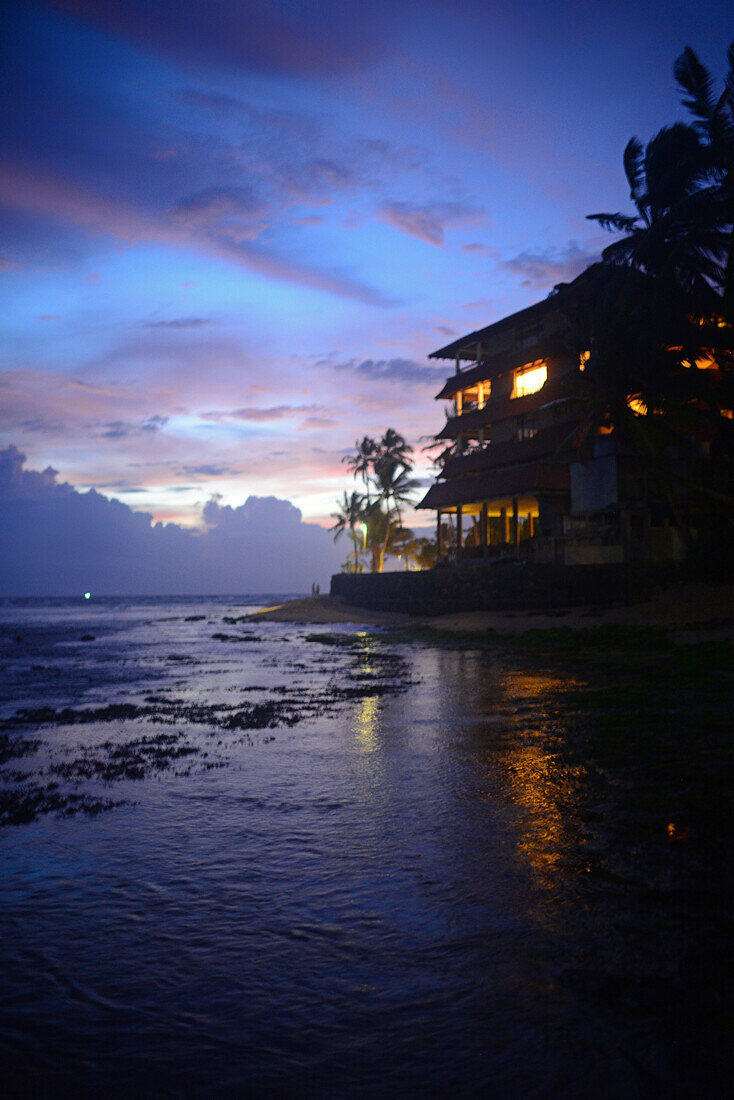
499, 242, 598, 287
141, 415, 168, 431
203, 405, 329, 424
334, 357, 444, 386
0, 447, 341, 595
180, 463, 235, 478
44, 0, 399, 78
20, 418, 67, 435
380, 201, 484, 246
101, 421, 128, 440
143, 318, 211, 330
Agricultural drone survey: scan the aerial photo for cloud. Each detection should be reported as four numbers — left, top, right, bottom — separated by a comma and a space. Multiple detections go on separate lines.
0, 446, 342, 595
143, 317, 211, 329
45, 0, 398, 78
168, 186, 268, 242
333, 357, 443, 386
0, 163, 395, 306
202, 405, 329, 424
180, 463, 235, 478
380, 201, 484, 246
141, 415, 168, 431
101, 421, 128, 440
499, 241, 598, 287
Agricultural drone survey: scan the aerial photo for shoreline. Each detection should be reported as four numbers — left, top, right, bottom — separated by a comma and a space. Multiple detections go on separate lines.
248, 581, 734, 641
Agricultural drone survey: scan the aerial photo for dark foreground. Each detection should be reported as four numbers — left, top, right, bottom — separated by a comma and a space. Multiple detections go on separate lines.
1, 597, 733, 1097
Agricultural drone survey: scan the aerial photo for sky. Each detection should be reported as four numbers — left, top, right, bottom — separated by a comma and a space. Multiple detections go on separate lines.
1, 1, 731, 592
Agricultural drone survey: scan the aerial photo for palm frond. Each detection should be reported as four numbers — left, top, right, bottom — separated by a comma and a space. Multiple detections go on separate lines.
587, 212, 639, 233
674, 46, 717, 129
623, 137, 646, 208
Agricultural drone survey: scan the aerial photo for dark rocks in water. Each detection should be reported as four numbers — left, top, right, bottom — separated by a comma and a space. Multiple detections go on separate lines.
0, 733, 42, 764
80, 634, 96, 641
184, 615, 206, 621
50, 732, 199, 783
211, 633, 262, 643
0, 783, 124, 827
223, 702, 300, 730
1, 702, 153, 731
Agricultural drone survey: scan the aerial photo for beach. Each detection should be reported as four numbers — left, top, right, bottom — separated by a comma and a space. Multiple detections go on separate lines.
249, 580, 734, 641
1, 592, 733, 1095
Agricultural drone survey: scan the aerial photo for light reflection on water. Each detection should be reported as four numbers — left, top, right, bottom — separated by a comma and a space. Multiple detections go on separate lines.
0, 602, 666, 1096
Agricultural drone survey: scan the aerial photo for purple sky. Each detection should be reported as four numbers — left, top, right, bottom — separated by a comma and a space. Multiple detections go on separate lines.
1, 1, 731, 589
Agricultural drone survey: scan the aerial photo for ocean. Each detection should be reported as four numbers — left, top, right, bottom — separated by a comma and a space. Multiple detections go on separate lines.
0, 596, 728, 1096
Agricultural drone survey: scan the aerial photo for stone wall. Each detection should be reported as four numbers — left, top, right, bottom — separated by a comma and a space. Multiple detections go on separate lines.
331, 562, 674, 616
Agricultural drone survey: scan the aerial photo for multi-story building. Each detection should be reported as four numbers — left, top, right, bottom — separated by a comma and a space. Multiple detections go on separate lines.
417, 288, 586, 560
416, 281, 710, 565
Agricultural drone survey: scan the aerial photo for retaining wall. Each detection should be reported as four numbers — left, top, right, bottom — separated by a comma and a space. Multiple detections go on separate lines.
331, 562, 675, 617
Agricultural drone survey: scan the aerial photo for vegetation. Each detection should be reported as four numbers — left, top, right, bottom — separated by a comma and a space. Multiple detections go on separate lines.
333, 429, 430, 573
562, 41, 734, 558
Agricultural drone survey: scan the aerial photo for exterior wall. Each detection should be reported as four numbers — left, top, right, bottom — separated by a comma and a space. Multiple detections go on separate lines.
570, 455, 619, 513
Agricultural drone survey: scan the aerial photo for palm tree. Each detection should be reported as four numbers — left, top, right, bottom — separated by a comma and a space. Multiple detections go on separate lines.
375, 428, 413, 471
587, 124, 725, 317
370, 455, 419, 572
674, 42, 734, 321
330, 490, 366, 573
343, 437, 378, 504
568, 45, 734, 550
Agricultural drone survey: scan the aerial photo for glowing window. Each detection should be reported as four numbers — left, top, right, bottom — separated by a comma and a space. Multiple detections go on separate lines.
627, 396, 647, 415
513, 361, 547, 398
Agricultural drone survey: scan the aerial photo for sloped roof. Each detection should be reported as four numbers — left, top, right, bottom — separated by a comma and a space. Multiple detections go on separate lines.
416, 460, 570, 510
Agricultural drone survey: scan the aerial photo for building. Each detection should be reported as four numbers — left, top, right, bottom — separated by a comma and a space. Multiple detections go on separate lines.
417, 288, 586, 561
416, 282, 714, 564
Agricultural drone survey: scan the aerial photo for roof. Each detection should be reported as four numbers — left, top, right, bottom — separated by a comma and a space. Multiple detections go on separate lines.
429, 291, 566, 362
416, 460, 570, 510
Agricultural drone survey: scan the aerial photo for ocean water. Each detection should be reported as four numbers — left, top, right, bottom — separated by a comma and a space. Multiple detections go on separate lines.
0, 597, 722, 1096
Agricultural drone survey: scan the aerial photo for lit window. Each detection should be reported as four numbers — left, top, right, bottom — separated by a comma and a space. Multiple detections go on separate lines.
627, 397, 647, 416
513, 361, 547, 398
579, 350, 590, 371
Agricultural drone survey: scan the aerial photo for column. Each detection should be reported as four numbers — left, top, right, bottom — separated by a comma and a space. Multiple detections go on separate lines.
436, 510, 442, 559
512, 497, 519, 552
481, 502, 488, 558
456, 506, 463, 560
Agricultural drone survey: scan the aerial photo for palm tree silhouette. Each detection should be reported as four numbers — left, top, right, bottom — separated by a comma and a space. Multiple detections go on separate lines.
674, 42, 734, 321
330, 490, 366, 573
343, 437, 378, 505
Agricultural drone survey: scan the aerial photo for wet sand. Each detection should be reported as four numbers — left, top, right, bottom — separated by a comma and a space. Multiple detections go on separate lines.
248, 581, 734, 641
